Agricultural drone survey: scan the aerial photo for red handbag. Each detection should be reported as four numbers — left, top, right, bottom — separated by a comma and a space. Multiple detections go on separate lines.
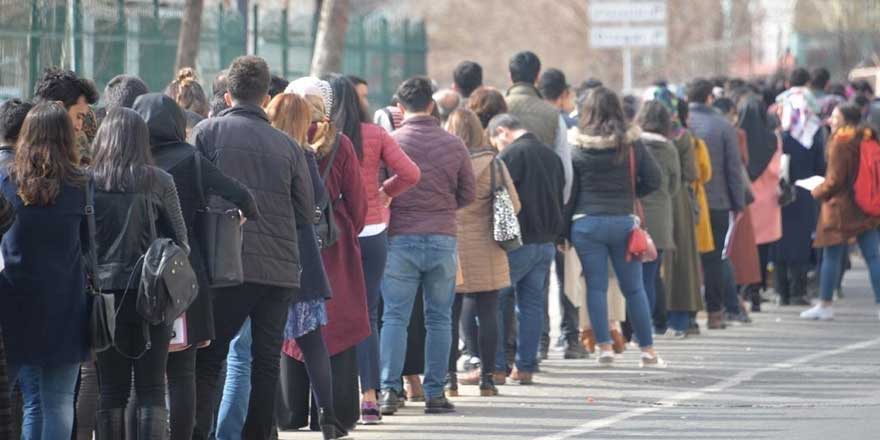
626, 145, 658, 262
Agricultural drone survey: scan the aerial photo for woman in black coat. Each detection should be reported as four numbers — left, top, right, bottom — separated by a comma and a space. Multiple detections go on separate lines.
132, 93, 259, 440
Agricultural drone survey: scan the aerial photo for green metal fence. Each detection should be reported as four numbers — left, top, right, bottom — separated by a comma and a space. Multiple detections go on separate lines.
0, 0, 427, 110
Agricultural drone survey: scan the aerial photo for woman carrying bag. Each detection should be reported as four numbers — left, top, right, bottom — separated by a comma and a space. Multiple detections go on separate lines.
0, 103, 91, 439
132, 93, 259, 440
89, 108, 189, 439
567, 87, 665, 368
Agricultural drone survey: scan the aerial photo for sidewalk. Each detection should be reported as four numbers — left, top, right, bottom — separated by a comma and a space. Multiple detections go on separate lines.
280, 264, 880, 439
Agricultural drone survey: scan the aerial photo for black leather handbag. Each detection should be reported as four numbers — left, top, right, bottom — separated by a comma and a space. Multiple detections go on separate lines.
83, 180, 116, 353
194, 153, 244, 287
137, 194, 198, 327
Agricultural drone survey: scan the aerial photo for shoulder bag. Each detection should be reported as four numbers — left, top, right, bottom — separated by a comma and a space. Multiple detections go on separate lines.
137, 190, 198, 327
194, 152, 244, 287
316, 134, 342, 249
83, 179, 117, 353
626, 145, 658, 262
489, 156, 523, 251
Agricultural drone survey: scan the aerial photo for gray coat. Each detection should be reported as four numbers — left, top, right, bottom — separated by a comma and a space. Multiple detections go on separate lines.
687, 103, 746, 212
639, 133, 681, 250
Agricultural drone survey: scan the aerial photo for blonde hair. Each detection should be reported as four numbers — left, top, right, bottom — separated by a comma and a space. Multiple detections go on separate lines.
445, 108, 486, 150
266, 93, 312, 146
166, 68, 209, 117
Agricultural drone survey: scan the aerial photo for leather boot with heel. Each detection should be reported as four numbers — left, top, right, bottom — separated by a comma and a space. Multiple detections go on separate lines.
479, 373, 498, 396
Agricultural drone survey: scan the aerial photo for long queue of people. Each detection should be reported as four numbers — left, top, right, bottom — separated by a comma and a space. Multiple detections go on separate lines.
1, 51, 879, 440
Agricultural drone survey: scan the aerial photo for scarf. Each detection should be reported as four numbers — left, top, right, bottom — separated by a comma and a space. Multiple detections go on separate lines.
738, 95, 776, 180
776, 86, 821, 149
287, 77, 335, 153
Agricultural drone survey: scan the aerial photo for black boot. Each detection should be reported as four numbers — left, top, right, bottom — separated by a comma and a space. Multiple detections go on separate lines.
135, 406, 168, 440
479, 373, 498, 397
95, 408, 125, 440
445, 372, 458, 397
318, 408, 348, 440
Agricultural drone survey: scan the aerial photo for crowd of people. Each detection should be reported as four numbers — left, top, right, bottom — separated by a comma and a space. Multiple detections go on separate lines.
0, 49, 879, 440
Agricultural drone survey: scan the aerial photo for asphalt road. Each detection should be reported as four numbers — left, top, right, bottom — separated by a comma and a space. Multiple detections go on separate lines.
280, 263, 880, 440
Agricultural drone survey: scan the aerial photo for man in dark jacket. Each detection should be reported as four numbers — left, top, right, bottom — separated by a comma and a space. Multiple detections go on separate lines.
190, 55, 314, 440
0, 99, 32, 170
687, 78, 746, 329
378, 76, 475, 416
488, 114, 565, 384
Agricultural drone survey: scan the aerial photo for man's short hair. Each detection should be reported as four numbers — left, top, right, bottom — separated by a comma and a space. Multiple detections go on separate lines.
537, 68, 570, 101
509, 51, 541, 85
346, 75, 367, 87
33, 67, 99, 108
226, 56, 270, 104
686, 78, 714, 104
433, 89, 461, 122
104, 74, 149, 109
395, 76, 434, 112
811, 67, 830, 90
789, 68, 811, 87
487, 113, 524, 137
212, 69, 229, 98
0, 99, 34, 143
453, 61, 483, 98
268, 75, 290, 98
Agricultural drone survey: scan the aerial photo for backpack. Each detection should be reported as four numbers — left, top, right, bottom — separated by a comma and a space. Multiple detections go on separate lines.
316, 134, 342, 249
854, 132, 880, 217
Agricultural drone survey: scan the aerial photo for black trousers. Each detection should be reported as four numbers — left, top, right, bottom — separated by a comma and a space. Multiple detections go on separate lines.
167, 345, 197, 440
280, 347, 360, 431
0, 327, 11, 440
701, 210, 731, 313
193, 283, 293, 440
449, 291, 500, 374
95, 291, 171, 410
378, 288, 426, 376
542, 250, 580, 346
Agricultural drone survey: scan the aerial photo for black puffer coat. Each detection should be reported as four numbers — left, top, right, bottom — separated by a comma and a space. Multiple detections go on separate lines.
192, 104, 315, 288
133, 93, 259, 344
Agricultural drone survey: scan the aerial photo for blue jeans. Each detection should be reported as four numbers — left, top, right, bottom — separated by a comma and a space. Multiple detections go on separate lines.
379, 235, 457, 400
216, 318, 252, 440
642, 249, 665, 319
494, 243, 555, 373
819, 228, 880, 303
7, 363, 79, 440
571, 216, 654, 348
667, 311, 690, 332
357, 232, 388, 392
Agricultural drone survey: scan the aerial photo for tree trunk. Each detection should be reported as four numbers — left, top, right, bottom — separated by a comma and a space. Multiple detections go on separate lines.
175, 0, 205, 72
310, 0, 349, 77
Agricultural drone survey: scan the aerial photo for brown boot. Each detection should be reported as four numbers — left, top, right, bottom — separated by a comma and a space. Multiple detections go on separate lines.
510, 369, 534, 385
707, 312, 727, 329
610, 329, 627, 354
580, 329, 596, 353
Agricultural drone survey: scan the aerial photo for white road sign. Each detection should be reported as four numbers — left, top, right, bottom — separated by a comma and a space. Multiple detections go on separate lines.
589, 1, 667, 24
590, 26, 667, 49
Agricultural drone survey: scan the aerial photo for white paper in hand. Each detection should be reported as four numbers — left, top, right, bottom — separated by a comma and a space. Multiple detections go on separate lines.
795, 176, 825, 192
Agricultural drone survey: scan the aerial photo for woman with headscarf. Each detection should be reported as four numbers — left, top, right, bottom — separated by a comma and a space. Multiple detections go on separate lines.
738, 93, 783, 311
281, 76, 369, 433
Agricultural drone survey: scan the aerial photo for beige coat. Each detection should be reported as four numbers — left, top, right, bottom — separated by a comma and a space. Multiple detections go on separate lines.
456, 150, 521, 293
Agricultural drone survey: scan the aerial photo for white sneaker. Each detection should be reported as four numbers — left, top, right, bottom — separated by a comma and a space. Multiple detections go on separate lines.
800, 304, 834, 321
597, 351, 615, 367
639, 353, 668, 369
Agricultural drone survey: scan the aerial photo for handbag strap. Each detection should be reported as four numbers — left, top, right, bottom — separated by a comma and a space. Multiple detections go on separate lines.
84, 179, 99, 291
628, 145, 646, 224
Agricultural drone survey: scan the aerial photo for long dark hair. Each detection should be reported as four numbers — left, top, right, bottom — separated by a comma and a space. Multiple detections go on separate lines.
324, 73, 364, 160
579, 86, 629, 160
13, 102, 86, 205
90, 107, 154, 192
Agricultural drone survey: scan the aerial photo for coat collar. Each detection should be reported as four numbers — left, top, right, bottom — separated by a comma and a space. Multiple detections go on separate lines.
218, 103, 270, 122
507, 83, 543, 99
568, 126, 641, 150
400, 114, 440, 128
688, 103, 715, 114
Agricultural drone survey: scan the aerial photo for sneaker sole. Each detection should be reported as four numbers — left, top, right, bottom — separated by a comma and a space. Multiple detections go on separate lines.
424, 408, 456, 414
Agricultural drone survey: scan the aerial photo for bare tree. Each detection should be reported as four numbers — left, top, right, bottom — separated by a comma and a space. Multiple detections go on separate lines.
175, 0, 204, 72
310, 0, 349, 77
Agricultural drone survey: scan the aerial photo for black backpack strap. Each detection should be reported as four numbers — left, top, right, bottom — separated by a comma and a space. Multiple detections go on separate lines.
84, 179, 98, 284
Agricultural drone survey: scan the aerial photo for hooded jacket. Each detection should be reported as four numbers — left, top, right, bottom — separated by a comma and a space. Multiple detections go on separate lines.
192, 104, 315, 288
568, 126, 662, 217
133, 93, 259, 343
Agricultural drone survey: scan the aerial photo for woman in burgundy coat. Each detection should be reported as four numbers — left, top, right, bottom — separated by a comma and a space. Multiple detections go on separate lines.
282, 76, 370, 431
